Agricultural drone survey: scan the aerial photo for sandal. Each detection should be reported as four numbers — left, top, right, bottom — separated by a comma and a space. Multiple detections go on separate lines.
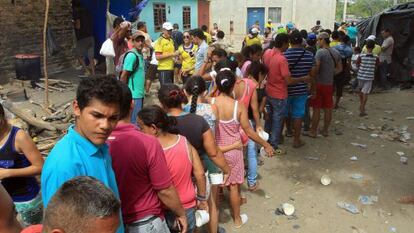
293, 141, 305, 148
234, 214, 248, 229
248, 182, 259, 192
274, 148, 286, 156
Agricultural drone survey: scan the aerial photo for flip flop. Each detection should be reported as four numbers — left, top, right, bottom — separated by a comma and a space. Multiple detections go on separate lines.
293, 141, 306, 148
248, 182, 259, 192
234, 214, 248, 229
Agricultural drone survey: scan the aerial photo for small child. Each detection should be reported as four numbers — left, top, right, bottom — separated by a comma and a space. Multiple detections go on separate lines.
351, 46, 361, 91
356, 41, 379, 117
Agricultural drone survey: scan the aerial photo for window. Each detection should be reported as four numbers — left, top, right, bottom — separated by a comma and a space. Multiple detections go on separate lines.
268, 7, 282, 24
153, 3, 166, 31
183, 6, 191, 30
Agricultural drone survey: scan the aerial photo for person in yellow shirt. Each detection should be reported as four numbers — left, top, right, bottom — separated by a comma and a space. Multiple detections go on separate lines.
201, 25, 212, 45
362, 35, 381, 56
329, 30, 341, 47
243, 28, 262, 48
154, 22, 178, 86
178, 31, 198, 84
265, 18, 273, 31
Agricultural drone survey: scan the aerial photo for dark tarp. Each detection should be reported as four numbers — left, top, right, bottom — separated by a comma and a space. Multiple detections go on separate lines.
357, 3, 414, 81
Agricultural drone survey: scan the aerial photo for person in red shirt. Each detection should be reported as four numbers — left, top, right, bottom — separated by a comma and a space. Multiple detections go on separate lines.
262, 34, 311, 152
107, 83, 187, 233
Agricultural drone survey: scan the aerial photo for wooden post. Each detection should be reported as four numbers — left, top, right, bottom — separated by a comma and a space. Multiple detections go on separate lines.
43, 0, 50, 106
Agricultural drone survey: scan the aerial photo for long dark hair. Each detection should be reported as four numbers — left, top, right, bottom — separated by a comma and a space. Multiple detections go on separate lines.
0, 103, 6, 128
184, 76, 206, 114
216, 70, 236, 95
138, 105, 177, 133
158, 84, 187, 109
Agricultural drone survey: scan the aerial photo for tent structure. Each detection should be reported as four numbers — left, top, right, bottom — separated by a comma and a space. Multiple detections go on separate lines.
357, 3, 414, 82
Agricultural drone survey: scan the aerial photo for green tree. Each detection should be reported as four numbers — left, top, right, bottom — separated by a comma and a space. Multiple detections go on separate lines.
348, 0, 393, 17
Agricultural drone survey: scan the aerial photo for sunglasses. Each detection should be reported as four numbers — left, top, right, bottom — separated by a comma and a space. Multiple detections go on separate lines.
184, 35, 190, 39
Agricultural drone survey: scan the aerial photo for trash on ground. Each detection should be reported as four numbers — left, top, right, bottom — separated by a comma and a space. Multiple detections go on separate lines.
304, 156, 320, 161
337, 201, 360, 214
351, 142, 368, 149
358, 195, 378, 205
389, 227, 397, 232
400, 156, 408, 165
358, 125, 368, 131
350, 156, 358, 161
406, 116, 414, 120
370, 133, 379, 138
320, 175, 331, 186
396, 151, 405, 156
351, 174, 364, 179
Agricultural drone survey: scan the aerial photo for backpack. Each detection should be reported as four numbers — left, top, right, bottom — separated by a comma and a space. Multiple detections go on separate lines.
116, 50, 140, 90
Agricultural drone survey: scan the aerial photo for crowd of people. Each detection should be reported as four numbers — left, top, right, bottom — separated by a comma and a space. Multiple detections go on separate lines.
0, 2, 401, 233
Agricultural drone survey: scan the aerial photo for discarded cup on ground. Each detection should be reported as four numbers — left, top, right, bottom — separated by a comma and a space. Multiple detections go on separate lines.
282, 203, 295, 216
400, 156, 408, 164
195, 210, 210, 227
258, 130, 269, 141
337, 201, 359, 214
209, 173, 223, 185
320, 175, 331, 186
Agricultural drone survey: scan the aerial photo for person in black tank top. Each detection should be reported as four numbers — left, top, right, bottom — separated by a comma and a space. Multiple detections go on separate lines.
0, 103, 44, 226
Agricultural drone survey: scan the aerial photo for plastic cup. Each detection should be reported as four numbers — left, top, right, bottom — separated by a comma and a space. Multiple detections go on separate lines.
282, 203, 295, 216
209, 173, 223, 185
320, 175, 332, 186
195, 210, 210, 227
258, 130, 269, 141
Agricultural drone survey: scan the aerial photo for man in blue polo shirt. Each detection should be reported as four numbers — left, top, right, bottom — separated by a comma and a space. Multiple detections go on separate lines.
284, 31, 316, 148
41, 76, 124, 233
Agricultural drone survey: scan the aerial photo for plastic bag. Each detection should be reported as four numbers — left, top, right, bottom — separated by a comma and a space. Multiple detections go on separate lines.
100, 38, 115, 57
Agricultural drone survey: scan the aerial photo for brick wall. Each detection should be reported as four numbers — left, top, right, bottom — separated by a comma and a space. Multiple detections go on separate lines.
0, 0, 75, 84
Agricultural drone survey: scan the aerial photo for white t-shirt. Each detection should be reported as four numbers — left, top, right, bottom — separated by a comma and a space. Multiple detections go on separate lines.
150, 51, 158, 65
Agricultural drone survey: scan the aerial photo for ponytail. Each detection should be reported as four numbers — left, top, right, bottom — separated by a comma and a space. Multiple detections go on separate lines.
184, 76, 206, 114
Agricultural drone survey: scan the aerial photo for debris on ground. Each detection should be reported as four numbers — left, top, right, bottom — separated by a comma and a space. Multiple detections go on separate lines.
359, 195, 378, 205
351, 142, 368, 149
337, 201, 360, 214
351, 174, 364, 179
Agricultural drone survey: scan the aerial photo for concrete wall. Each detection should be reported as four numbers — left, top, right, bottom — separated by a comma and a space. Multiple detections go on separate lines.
140, 0, 198, 40
209, 0, 336, 36
0, 0, 75, 84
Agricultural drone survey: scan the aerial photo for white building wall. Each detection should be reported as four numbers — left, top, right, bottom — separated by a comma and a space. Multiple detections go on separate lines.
209, 0, 336, 36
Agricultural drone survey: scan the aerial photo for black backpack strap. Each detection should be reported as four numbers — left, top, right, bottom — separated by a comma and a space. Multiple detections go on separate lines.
122, 50, 140, 91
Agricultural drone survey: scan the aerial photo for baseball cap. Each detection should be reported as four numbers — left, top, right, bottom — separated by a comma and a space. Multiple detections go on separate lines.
307, 33, 317, 40
366, 35, 376, 41
286, 22, 294, 29
251, 28, 260, 34
317, 32, 330, 39
268, 18, 272, 22
162, 22, 173, 30
132, 33, 145, 41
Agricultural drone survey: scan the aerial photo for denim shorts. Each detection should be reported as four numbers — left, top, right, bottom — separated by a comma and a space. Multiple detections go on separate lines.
165, 207, 196, 233
286, 95, 308, 119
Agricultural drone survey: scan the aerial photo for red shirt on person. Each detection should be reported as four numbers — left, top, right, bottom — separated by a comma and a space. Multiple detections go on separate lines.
263, 48, 290, 99
21, 225, 42, 233
107, 123, 172, 224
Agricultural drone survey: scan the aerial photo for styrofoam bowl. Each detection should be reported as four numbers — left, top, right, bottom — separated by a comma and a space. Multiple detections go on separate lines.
320, 175, 332, 186
282, 203, 295, 216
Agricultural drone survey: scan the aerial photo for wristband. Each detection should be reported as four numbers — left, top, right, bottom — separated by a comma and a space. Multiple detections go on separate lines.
196, 194, 208, 201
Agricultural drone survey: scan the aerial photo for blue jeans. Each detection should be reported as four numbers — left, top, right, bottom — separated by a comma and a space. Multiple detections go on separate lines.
246, 120, 257, 187
126, 216, 170, 233
166, 208, 195, 233
265, 97, 287, 148
131, 98, 143, 124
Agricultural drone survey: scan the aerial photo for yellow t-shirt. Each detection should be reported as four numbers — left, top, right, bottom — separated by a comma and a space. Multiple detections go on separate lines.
362, 44, 381, 56
178, 44, 198, 74
203, 31, 212, 45
244, 36, 262, 46
154, 36, 175, 70
329, 41, 340, 47
265, 23, 273, 29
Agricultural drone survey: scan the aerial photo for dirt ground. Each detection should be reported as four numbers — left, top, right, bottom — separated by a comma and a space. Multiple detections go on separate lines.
218, 88, 414, 233
2, 69, 414, 233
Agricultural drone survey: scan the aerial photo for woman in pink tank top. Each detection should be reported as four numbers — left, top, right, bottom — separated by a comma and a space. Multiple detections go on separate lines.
138, 105, 207, 233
